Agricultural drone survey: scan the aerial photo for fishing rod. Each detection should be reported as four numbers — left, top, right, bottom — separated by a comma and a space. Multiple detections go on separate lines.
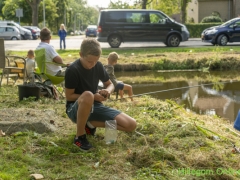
114, 79, 240, 101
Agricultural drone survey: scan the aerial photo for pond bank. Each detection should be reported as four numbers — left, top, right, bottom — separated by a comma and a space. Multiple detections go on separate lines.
111, 54, 240, 71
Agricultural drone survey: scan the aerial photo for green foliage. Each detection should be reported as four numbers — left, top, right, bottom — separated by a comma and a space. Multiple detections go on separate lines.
2, 49, 240, 179
201, 15, 222, 23
109, 0, 131, 9
2, 0, 18, 22
186, 23, 222, 38
1, 0, 97, 33
150, 0, 180, 16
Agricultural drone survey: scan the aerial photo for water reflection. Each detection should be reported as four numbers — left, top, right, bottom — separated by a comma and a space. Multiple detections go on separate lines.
115, 71, 240, 122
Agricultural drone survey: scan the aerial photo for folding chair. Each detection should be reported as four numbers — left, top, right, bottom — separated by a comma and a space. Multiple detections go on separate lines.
34, 48, 66, 98
0, 38, 26, 87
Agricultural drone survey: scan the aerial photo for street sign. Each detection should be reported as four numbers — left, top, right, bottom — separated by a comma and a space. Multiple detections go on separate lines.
16, 9, 23, 24
16, 9, 23, 17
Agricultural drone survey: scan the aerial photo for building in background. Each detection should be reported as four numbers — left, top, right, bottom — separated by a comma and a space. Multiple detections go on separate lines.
187, 0, 240, 23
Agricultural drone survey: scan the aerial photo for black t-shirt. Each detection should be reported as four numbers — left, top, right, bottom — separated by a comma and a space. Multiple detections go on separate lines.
65, 59, 109, 105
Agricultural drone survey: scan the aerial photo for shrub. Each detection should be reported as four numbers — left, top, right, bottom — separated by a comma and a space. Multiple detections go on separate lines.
185, 23, 222, 38
201, 16, 222, 23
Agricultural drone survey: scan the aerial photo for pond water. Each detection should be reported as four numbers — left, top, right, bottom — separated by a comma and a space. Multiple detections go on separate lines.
115, 70, 240, 123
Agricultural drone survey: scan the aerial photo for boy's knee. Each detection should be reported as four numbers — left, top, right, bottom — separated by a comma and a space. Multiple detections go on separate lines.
77, 91, 94, 104
131, 121, 137, 131
127, 120, 137, 132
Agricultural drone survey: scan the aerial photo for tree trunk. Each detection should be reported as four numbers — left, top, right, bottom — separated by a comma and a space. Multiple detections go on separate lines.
142, 0, 147, 9
181, 0, 187, 24
26, 0, 41, 26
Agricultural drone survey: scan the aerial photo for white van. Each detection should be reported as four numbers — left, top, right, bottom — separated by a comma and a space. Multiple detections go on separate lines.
0, 21, 32, 40
0, 26, 21, 40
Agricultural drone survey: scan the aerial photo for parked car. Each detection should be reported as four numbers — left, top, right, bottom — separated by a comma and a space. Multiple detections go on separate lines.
97, 9, 189, 48
23, 26, 40, 40
0, 26, 21, 40
85, 25, 97, 37
0, 21, 32, 40
201, 17, 240, 46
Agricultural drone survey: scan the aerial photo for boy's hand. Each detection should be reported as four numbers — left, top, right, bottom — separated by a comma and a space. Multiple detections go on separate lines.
99, 89, 110, 99
95, 92, 107, 102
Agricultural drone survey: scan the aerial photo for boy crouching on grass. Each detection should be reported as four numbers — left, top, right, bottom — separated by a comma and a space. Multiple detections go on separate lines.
64, 38, 137, 151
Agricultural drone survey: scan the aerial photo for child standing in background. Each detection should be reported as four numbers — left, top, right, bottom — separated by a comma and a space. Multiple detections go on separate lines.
58, 24, 67, 50
25, 50, 36, 83
104, 52, 134, 101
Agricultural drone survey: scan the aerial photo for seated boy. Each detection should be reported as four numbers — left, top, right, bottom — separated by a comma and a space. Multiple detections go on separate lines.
104, 52, 134, 101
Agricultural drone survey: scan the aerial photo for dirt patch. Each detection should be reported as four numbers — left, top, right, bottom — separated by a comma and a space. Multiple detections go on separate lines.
0, 108, 72, 135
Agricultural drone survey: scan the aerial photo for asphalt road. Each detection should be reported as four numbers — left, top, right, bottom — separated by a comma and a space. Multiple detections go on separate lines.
3, 35, 240, 51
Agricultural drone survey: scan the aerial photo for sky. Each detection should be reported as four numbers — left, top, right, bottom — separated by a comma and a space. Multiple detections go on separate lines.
87, 0, 111, 7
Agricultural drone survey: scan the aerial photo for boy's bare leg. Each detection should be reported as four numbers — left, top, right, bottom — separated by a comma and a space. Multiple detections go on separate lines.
119, 90, 124, 99
76, 91, 94, 137
123, 84, 133, 101
90, 113, 137, 132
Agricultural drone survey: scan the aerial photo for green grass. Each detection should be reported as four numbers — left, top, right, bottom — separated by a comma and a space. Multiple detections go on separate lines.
7, 46, 240, 57
0, 85, 240, 179
6, 46, 240, 72
2, 47, 240, 179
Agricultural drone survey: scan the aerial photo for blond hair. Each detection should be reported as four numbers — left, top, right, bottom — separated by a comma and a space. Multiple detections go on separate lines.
80, 38, 102, 57
108, 52, 119, 63
60, 24, 66, 31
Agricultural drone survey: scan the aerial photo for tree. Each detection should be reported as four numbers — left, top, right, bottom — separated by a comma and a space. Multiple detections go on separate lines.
109, 0, 131, 9
150, 0, 191, 24
55, 0, 68, 33
2, 0, 40, 25
25, 0, 41, 26
151, 0, 180, 16
2, 0, 19, 22
0, 0, 6, 19
181, 0, 191, 24
141, 0, 153, 9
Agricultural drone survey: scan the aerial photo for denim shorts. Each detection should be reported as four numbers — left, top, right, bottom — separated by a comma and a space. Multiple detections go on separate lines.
66, 101, 121, 123
115, 83, 124, 90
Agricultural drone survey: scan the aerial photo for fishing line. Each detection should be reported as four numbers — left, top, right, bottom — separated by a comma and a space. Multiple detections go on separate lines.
114, 79, 240, 101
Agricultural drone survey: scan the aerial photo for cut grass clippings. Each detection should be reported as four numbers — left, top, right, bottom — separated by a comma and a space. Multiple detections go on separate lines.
1, 86, 240, 179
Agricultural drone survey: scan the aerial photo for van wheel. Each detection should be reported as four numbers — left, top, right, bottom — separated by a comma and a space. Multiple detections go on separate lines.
217, 34, 228, 46
108, 35, 121, 48
167, 34, 180, 47
11, 37, 18, 40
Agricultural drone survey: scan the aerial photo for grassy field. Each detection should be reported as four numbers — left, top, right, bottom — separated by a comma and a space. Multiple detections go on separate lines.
1, 47, 240, 179
6, 46, 240, 71
1, 85, 240, 180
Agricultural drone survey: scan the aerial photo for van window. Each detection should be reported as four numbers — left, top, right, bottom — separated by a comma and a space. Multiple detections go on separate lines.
105, 12, 150, 23
130, 12, 149, 23
149, 12, 167, 24
105, 12, 126, 22
126, 13, 133, 23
